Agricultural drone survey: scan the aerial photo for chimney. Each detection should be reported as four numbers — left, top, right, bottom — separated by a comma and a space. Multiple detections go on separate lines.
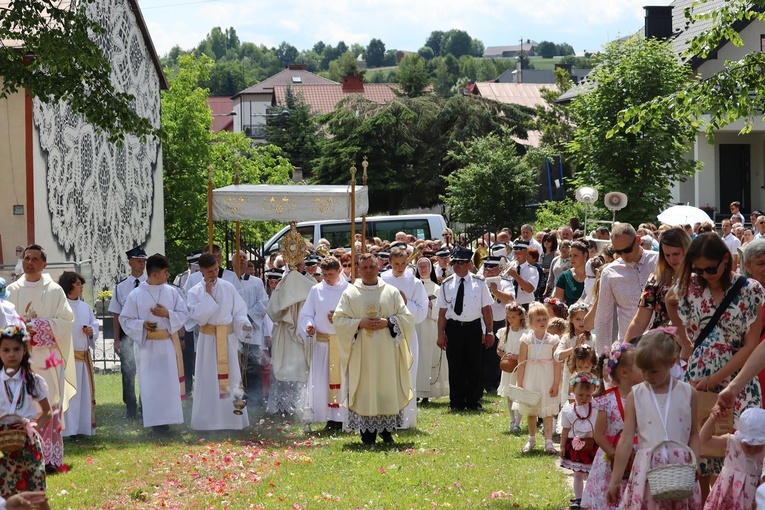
287, 64, 307, 70
644, 6, 674, 40
342, 72, 365, 93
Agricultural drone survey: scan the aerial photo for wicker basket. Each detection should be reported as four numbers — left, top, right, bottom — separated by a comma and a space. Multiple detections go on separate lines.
504, 362, 542, 407
499, 353, 518, 373
0, 414, 27, 452
646, 440, 697, 502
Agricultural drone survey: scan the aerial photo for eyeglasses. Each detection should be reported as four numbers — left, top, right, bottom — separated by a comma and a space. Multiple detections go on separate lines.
691, 259, 724, 276
613, 237, 637, 255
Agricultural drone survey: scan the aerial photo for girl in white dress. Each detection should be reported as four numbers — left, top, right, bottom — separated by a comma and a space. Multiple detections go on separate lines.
496, 303, 528, 432
415, 258, 449, 401
516, 304, 561, 454
554, 303, 595, 406
607, 328, 702, 509
59, 272, 98, 437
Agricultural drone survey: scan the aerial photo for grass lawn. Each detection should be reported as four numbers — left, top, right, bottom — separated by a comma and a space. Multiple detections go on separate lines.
46, 374, 572, 509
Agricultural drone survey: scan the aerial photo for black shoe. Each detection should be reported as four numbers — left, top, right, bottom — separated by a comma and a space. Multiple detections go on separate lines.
420, 398, 429, 405
360, 430, 377, 445
324, 420, 342, 431
466, 403, 483, 411
152, 425, 170, 437
380, 430, 394, 444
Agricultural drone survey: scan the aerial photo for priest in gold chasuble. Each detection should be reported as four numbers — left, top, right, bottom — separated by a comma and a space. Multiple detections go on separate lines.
334, 253, 414, 445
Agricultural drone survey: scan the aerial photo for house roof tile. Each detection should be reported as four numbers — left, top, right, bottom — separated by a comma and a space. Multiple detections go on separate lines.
209, 96, 234, 133
272, 83, 399, 114
234, 68, 337, 98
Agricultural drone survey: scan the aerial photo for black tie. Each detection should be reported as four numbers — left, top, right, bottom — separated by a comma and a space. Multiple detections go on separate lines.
513, 266, 520, 296
134, 279, 140, 288
454, 278, 465, 316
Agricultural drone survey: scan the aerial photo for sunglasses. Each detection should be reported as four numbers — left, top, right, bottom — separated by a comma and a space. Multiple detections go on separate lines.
691, 259, 724, 276
613, 237, 637, 255
342, 264, 352, 268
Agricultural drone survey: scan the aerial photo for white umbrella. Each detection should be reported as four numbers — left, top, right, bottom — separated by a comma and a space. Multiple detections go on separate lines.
657, 205, 712, 226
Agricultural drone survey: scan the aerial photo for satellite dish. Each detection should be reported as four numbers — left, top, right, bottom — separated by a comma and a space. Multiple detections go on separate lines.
575, 186, 599, 205
604, 192, 628, 212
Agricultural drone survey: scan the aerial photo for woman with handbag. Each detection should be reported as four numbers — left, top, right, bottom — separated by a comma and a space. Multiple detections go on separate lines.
667, 233, 764, 501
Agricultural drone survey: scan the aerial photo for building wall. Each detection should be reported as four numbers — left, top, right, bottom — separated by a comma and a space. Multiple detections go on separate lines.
0, 88, 28, 265
29, 0, 164, 291
233, 92, 271, 139
697, 20, 765, 79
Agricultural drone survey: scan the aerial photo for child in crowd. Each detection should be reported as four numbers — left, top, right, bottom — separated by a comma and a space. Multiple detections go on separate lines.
555, 303, 595, 407
496, 303, 528, 433
607, 328, 702, 509
581, 343, 642, 510
564, 346, 599, 401
59, 271, 98, 437
545, 297, 569, 320
547, 317, 567, 337
560, 372, 599, 509
0, 325, 51, 498
700, 406, 765, 510
516, 304, 561, 454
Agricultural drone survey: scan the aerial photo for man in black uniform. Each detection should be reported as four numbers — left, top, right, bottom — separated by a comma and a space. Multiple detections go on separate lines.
436, 246, 494, 411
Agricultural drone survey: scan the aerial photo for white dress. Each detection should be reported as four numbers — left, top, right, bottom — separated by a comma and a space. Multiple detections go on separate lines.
513, 332, 560, 418
62, 298, 98, 436
416, 280, 448, 399
120, 283, 189, 428
187, 279, 250, 431
297, 278, 349, 424
380, 270, 428, 429
554, 332, 596, 408
497, 327, 528, 397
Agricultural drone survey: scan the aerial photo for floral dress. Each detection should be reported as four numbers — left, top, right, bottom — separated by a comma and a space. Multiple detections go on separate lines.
677, 275, 764, 475
703, 436, 764, 510
638, 274, 671, 330
581, 387, 636, 510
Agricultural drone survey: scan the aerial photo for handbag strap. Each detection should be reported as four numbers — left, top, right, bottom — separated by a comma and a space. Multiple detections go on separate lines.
693, 275, 746, 351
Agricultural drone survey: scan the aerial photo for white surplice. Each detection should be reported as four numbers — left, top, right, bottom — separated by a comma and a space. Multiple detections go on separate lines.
120, 283, 189, 427
297, 278, 349, 424
380, 270, 427, 429
187, 278, 250, 430
415, 280, 449, 399
239, 275, 268, 348
62, 298, 98, 436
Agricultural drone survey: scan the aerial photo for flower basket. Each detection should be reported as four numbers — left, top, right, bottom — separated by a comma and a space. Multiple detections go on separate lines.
0, 414, 28, 452
499, 353, 518, 373
504, 362, 541, 407
646, 440, 697, 501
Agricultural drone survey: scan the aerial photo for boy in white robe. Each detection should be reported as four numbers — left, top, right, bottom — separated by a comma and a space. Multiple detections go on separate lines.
298, 256, 348, 430
120, 254, 189, 434
187, 253, 251, 431
381, 247, 428, 429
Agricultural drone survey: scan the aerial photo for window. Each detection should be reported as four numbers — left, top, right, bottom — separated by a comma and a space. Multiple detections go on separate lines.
269, 225, 314, 252
371, 219, 431, 242
292, 76, 302, 83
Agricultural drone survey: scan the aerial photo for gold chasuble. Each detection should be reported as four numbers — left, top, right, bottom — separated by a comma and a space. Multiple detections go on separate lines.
334, 279, 414, 418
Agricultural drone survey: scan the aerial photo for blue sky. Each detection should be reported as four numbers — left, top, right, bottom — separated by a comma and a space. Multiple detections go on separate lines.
138, 0, 674, 58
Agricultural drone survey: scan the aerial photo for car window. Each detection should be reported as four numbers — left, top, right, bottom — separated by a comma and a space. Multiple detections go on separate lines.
372, 220, 431, 242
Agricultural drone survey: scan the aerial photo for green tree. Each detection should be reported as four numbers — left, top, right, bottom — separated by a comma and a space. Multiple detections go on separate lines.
266, 87, 321, 175
1, 0, 155, 142
396, 54, 430, 97
161, 54, 214, 273
203, 60, 246, 96
443, 129, 539, 232
418, 46, 435, 61
441, 29, 474, 58
325, 51, 359, 81
534, 198, 607, 232
425, 31, 445, 57
568, 37, 699, 226
366, 38, 386, 68
312, 94, 533, 213
557, 43, 575, 56
537, 41, 557, 58
383, 50, 398, 66
617, 1, 765, 139
275, 41, 298, 67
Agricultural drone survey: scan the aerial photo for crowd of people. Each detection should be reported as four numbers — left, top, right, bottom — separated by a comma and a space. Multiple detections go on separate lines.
5, 206, 765, 509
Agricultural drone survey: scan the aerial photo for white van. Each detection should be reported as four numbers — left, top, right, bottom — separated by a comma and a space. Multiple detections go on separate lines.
263, 214, 448, 253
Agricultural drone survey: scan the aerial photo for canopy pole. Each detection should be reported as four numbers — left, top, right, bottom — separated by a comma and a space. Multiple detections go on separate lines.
207, 165, 214, 253
350, 164, 357, 283
234, 162, 241, 277
361, 156, 368, 254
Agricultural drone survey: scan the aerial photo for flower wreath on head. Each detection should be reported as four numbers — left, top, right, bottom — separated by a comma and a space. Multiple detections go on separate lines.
1, 324, 29, 341
567, 302, 590, 316
603, 342, 631, 376
506, 302, 525, 314
544, 297, 567, 309
570, 374, 600, 387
